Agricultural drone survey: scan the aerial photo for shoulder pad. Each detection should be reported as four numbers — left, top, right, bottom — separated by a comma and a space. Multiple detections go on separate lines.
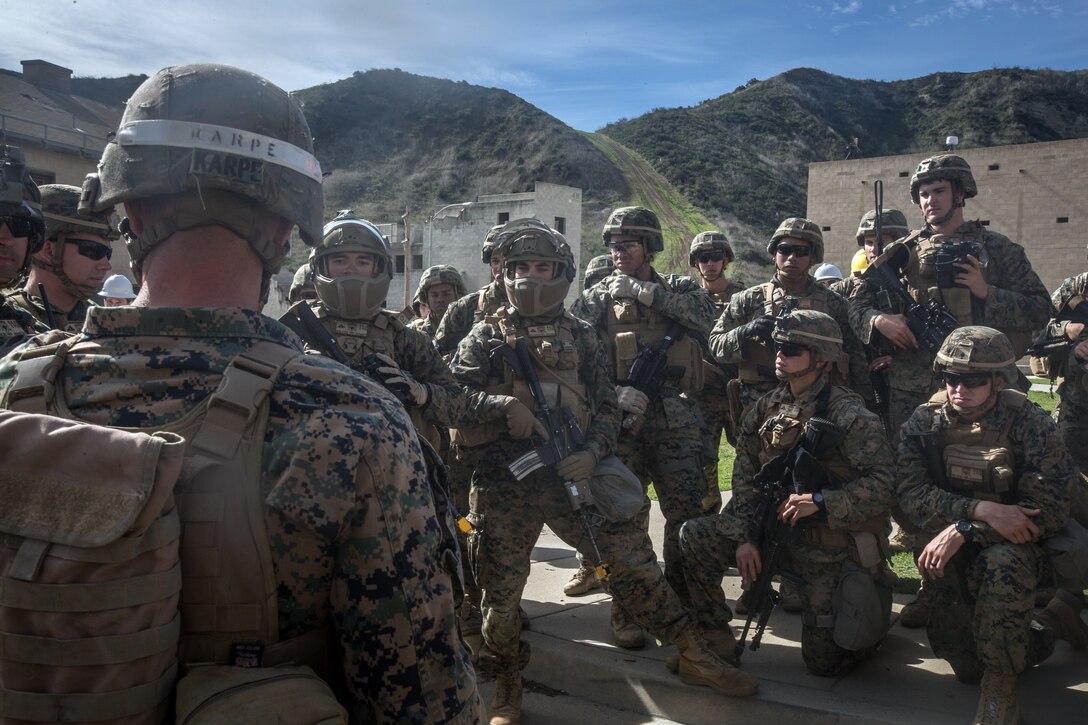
998, 388, 1027, 409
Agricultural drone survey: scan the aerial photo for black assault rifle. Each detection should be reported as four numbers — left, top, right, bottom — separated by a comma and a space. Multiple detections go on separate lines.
495, 337, 611, 585
735, 416, 846, 660
1027, 293, 1088, 362
867, 180, 893, 435
862, 247, 959, 354
620, 320, 688, 431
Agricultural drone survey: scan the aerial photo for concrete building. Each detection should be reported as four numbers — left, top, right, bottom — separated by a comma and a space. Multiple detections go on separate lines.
0, 60, 131, 278
381, 181, 583, 314
807, 138, 1088, 296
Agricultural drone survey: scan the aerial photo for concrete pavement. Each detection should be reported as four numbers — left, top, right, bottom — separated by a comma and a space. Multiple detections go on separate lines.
491, 500, 1088, 724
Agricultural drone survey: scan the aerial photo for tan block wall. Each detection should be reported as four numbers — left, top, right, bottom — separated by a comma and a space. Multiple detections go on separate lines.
807, 138, 1088, 295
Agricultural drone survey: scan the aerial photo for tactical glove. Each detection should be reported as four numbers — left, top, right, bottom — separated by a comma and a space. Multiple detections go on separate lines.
501, 396, 548, 440
557, 450, 597, 482
615, 385, 649, 415
740, 316, 776, 343
372, 353, 431, 407
608, 275, 658, 306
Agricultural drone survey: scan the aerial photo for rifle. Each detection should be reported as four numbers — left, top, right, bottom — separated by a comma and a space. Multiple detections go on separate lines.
36, 283, 59, 330
495, 337, 611, 585
620, 320, 687, 431
734, 416, 846, 660
1027, 293, 1088, 363
862, 247, 959, 354
747, 295, 800, 380
868, 181, 892, 435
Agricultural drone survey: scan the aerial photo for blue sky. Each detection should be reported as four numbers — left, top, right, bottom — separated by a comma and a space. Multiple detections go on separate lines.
4, 1, 1085, 131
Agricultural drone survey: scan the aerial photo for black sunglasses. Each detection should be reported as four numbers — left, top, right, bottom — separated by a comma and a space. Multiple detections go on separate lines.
70, 238, 113, 261
697, 252, 727, 264
774, 341, 806, 357
775, 244, 811, 258
943, 372, 990, 389
2, 217, 34, 238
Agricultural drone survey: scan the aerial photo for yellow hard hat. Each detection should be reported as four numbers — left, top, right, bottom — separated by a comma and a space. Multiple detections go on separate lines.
850, 247, 869, 275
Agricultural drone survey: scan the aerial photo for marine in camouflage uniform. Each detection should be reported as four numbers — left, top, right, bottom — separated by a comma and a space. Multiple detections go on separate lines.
849, 155, 1053, 629
682, 310, 896, 677
1041, 267, 1088, 524
896, 326, 1084, 724
286, 211, 472, 454
451, 221, 758, 724
5, 183, 119, 332
709, 218, 869, 436
286, 261, 315, 303
407, 264, 468, 340
687, 231, 744, 514
571, 207, 715, 637
0, 146, 48, 351
0, 65, 479, 723
582, 253, 614, 291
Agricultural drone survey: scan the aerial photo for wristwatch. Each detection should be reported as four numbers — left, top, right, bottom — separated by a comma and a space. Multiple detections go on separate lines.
955, 519, 975, 543
812, 491, 827, 514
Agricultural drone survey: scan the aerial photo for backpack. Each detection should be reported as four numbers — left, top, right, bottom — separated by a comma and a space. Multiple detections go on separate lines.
0, 338, 345, 724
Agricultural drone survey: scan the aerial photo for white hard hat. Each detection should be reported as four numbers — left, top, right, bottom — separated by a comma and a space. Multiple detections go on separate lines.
813, 263, 843, 282
100, 273, 136, 299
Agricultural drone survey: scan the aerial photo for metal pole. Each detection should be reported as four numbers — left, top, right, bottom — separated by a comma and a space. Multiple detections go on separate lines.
402, 207, 412, 310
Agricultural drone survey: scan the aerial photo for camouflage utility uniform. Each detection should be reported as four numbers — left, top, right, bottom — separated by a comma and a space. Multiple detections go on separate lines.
0, 306, 480, 723
683, 311, 896, 677
436, 280, 508, 360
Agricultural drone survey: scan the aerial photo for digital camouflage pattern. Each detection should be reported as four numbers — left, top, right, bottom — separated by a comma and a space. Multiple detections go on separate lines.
3, 288, 91, 332
434, 281, 508, 360
848, 221, 1053, 441
0, 306, 480, 723
896, 390, 1072, 678
682, 374, 895, 675
40, 183, 119, 241
689, 281, 744, 510
0, 296, 47, 354
583, 254, 615, 291
768, 218, 824, 264
709, 275, 869, 420
414, 265, 468, 316
573, 270, 716, 600
909, 154, 978, 204
450, 306, 694, 672
406, 313, 439, 339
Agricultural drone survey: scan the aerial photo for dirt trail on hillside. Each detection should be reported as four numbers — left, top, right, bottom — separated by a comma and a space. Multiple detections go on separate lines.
587, 133, 689, 234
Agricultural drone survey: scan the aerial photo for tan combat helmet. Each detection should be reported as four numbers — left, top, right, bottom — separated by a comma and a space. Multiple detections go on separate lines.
501, 219, 574, 317
313, 211, 393, 320
414, 264, 467, 315
910, 154, 977, 205
583, 254, 614, 290
689, 230, 734, 266
603, 206, 664, 252
38, 184, 121, 300
288, 263, 314, 302
773, 309, 843, 363
933, 326, 1018, 386
856, 209, 909, 245
768, 217, 824, 264
79, 64, 324, 282
481, 224, 505, 264
0, 145, 45, 276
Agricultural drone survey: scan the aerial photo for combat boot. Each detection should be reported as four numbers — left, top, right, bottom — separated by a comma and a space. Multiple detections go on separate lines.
610, 602, 645, 650
899, 579, 932, 628
488, 671, 522, 725
563, 562, 602, 596
674, 630, 758, 697
1034, 589, 1088, 650
973, 670, 1019, 725
665, 627, 739, 673
459, 601, 483, 662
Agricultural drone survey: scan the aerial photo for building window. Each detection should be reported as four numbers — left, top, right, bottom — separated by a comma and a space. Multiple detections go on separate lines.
28, 169, 55, 186
988, 164, 1000, 171
822, 226, 831, 232
1057, 217, 1069, 224
979, 220, 990, 227
497, 212, 510, 224
394, 254, 424, 274
898, 171, 909, 177
554, 217, 566, 234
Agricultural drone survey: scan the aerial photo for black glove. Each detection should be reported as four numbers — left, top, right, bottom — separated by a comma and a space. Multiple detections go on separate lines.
741, 316, 776, 343
791, 447, 831, 492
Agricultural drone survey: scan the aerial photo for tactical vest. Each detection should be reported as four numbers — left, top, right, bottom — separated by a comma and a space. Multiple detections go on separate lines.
0, 338, 336, 723
604, 276, 703, 393
322, 308, 442, 451
897, 225, 987, 327
450, 309, 591, 448
700, 285, 740, 392
474, 285, 504, 323
2, 290, 86, 333
738, 283, 846, 385
924, 388, 1026, 503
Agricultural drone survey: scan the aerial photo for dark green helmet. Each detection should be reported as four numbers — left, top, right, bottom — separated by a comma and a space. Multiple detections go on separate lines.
481, 224, 505, 264
501, 222, 574, 317
933, 326, 1017, 385
910, 154, 977, 205
0, 145, 45, 273
414, 264, 467, 313
583, 254, 614, 290
856, 209, 909, 245
689, 230, 734, 266
773, 309, 842, 362
603, 206, 663, 252
313, 211, 392, 320
40, 184, 119, 241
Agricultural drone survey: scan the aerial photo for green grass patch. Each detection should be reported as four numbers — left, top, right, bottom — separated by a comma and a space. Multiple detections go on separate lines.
890, 552, 922, 595
1027, 388, 1058, 414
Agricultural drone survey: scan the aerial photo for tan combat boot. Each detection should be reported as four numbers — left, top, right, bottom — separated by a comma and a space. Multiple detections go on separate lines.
563, 562, 603, 596
489, 671, 522, 725
973, 670, 1019, 725
665, 627, 739, 673
610, 601, 645, 649
899, 579, 932, 628
458, 601, 483, 662
674, 630, 758, 697
1034, 589, 1088, 649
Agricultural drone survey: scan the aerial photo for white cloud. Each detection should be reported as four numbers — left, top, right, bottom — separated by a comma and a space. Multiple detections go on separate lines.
832, 1, 865, 14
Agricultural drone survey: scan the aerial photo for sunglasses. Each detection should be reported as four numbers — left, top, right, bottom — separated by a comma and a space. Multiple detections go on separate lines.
2, 217, 34, 238
943, 372, 990, 389
697, 252, 727, 264
775, 244, 811, 258
70, 238, 113, 261
774, 341, 807, 357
